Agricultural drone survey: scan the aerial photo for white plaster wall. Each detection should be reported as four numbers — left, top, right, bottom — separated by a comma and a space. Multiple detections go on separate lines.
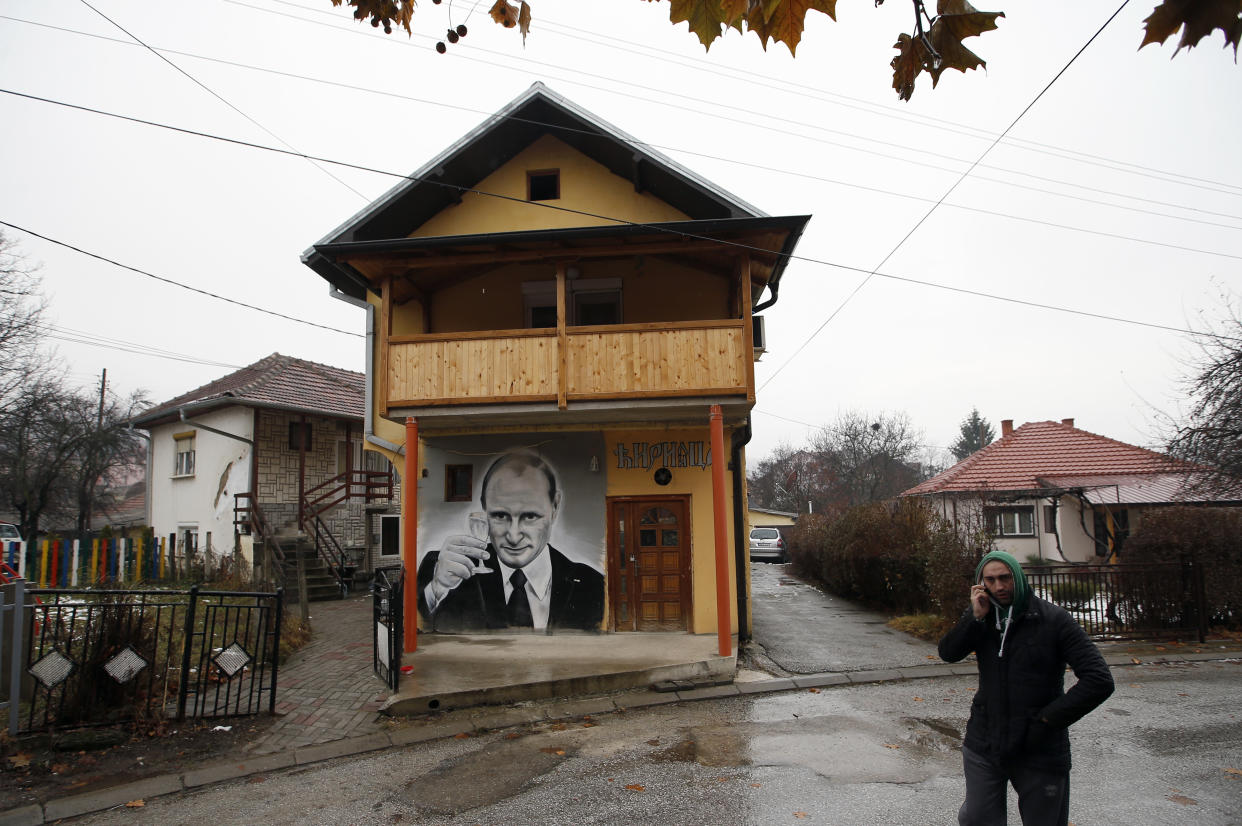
925, 493, 1098, 564
148, 406, 254, 556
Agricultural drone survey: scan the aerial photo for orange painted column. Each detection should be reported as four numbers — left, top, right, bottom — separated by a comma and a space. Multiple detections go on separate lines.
403, 417, 419, 654
709, 404, 732, 657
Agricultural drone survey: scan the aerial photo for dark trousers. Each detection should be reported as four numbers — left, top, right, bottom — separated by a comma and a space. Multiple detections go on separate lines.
958, 745, 1070, 826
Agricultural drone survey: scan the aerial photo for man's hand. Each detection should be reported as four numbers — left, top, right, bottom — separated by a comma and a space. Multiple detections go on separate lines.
429, 535, 492, 604
970, 583, 990, 619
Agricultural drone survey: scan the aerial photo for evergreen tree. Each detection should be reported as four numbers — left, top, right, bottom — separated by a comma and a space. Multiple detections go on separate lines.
950, 408, 996, 461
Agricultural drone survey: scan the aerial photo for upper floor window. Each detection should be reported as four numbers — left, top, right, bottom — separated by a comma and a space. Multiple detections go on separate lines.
289, 421, 313, 451
173, 432, 196, 477
985, 506, 1034, 537
527, 169, 560, 201
522, 277, 622, 328
445, 464, 473, 502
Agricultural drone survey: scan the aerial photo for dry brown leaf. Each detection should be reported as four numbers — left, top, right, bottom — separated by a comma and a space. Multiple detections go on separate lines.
750, 782, 762, 788
1223, 768, 1242, 778
913, 696, 924, 702
794, 813, 808, 819
454, 732, 470, 739
1167, 794, 1198, 805
647, 739, 660, 746
504, 732, 522, 739
1131, 657, 1142, 664
624, 783, 645, 791
807, 688, 820, 694
125, 800, 145, 808
883, 743, 901, 749
7, 753, 31, 769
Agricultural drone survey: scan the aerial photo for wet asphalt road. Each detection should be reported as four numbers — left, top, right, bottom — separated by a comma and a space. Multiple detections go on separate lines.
71, 658, 1242, 825
747, 562, 937, 673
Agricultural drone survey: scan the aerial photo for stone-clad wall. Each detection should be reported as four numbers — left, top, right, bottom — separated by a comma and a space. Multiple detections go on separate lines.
254, 411, 371, 552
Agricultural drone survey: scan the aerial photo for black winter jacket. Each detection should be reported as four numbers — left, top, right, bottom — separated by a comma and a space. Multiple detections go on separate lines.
939, 594, 1114, 773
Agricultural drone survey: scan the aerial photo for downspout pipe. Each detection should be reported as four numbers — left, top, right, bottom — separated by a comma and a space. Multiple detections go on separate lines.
731, 415, 753, 642
330, 287, 405, 457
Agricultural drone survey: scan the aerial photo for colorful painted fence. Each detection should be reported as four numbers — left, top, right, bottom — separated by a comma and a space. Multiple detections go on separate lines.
2, 535, 204, 587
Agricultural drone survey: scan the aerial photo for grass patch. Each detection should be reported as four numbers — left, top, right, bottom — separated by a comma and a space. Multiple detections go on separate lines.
888, 613, 953, 641
279, 614, 313, 663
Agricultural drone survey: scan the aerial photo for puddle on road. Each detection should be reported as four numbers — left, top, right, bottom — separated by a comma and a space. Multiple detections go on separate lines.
647, 715, 963, 784
398, 735, 576, 815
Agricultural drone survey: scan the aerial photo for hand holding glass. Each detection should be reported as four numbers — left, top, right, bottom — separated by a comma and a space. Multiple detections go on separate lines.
467, 512, 494, 574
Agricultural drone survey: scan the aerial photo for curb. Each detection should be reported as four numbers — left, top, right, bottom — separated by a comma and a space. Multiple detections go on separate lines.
4, 649, 1238, 824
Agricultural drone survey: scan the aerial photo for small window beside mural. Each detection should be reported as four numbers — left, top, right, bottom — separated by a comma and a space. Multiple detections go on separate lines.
444, 464, 473, 502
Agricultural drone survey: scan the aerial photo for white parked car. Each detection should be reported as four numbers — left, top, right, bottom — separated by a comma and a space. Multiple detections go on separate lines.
748, 527, 786, 563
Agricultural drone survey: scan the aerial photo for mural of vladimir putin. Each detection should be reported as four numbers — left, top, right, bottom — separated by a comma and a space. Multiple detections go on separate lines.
417, 451, 605, 632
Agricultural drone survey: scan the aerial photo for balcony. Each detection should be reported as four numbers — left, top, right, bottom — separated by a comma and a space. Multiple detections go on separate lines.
383, 319, 752, 426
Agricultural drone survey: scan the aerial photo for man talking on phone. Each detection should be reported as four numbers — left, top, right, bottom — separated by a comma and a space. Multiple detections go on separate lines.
939, 550, 1113, 826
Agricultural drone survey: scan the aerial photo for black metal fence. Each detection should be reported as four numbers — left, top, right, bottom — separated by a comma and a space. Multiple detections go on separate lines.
1023, 562, 1207, 642
372, 566, 403, 691
12, 585, 281, 734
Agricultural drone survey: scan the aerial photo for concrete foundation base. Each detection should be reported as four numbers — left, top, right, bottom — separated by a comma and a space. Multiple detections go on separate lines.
382, 632, 736, 715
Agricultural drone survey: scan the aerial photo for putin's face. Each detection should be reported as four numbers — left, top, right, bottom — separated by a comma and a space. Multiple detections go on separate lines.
483, 464, 560, 569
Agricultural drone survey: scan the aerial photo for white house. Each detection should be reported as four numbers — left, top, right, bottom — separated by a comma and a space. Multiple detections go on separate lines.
130, 354, 391, 585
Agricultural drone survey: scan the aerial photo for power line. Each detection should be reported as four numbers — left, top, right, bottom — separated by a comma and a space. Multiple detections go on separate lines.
8, 12, 1240, 233
232, 0, 1242, 202
3, 88, 1240, 348
0, 219, 363, 338
37, 322, 245, 369
760, 0, 1142, 392
76, 0, 368, 202
529, 8, 1242, 198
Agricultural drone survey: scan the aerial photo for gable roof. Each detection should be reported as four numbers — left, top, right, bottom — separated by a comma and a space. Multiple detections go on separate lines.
903, 420, 1190, 497
130, 353, 364, 428
303, 83, 808, 302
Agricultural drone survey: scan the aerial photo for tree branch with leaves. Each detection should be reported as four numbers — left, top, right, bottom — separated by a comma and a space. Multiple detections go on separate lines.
332, 0, 1240, 99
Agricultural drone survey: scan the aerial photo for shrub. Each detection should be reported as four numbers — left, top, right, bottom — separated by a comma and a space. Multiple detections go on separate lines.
1049, 578, 1096, 608
1123, 506, 1242, 629
787, 498, 988, 619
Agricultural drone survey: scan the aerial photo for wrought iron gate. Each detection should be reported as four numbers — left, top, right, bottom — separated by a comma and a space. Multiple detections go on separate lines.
6, 585, 282, 734
372, 567, 403, 691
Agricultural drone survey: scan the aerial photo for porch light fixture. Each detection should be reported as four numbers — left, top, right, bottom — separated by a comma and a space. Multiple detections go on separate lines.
588, 455, 599, 472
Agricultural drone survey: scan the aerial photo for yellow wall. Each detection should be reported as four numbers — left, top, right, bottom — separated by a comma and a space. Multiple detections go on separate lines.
604, 427, 738, 635
411, 135, 691, 237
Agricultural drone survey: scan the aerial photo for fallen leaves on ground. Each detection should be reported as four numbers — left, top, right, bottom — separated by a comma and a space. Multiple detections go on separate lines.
1131, 658, 1143, 664
7, 753, 31, 769
1223, 768, 1242, 778
807, 688, 820, 694
1167, 793, 1198, 805
539, 747, 566, 756
794, 812, 808, 819
913, 696, 924, 702
883, 743, 901, 749
125, 800, 145, 808
624, 783, 645, 792
750, 782, 762, 788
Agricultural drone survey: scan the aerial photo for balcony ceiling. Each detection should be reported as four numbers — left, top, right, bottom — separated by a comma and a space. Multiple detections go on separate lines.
309, 215, 808, 308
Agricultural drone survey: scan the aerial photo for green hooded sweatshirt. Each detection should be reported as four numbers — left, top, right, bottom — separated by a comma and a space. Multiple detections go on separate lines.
975, 550, 1031, 657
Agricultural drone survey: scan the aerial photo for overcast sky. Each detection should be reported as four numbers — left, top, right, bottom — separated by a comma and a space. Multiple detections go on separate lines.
2, 0, 1239, 466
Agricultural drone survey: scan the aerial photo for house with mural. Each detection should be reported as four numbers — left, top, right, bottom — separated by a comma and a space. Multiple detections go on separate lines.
129, 353, 393, 596
302, 83, 809, 651
902, 417, 1239, 562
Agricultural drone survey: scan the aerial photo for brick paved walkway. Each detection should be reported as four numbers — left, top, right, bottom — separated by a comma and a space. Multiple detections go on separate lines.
245, 594, 390, 756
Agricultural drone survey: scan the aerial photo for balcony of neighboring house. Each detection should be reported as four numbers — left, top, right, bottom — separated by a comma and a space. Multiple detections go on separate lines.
309, 219, 805, 431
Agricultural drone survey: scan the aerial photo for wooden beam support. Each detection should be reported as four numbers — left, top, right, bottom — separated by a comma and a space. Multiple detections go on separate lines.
403, 417, 418, 654
380, 276, 392, 418
709, 404, 732, 657
339, 238, 781, 270
556, 262, 568, 410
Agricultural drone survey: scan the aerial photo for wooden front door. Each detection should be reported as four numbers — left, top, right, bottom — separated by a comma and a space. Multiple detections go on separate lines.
608, 497, 690, 631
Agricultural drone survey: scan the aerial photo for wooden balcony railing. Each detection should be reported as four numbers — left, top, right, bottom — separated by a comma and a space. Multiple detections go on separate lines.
385, 319, 751, 409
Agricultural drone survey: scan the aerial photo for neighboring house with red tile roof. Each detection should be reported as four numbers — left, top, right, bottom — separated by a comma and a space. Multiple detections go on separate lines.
902, 418, 1239, 563
130, 354, 393, 589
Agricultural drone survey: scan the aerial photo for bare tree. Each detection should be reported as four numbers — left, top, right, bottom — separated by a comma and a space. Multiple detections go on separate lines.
1167, 297, 1242, 491
811, 410, 924, 510
0, 231, 47, 406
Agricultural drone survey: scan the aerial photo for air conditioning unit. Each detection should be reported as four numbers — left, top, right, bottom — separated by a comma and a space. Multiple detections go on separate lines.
752, 315, 766, 360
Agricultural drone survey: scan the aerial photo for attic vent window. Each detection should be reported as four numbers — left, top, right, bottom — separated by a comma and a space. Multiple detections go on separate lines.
527, 170, 560, 201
